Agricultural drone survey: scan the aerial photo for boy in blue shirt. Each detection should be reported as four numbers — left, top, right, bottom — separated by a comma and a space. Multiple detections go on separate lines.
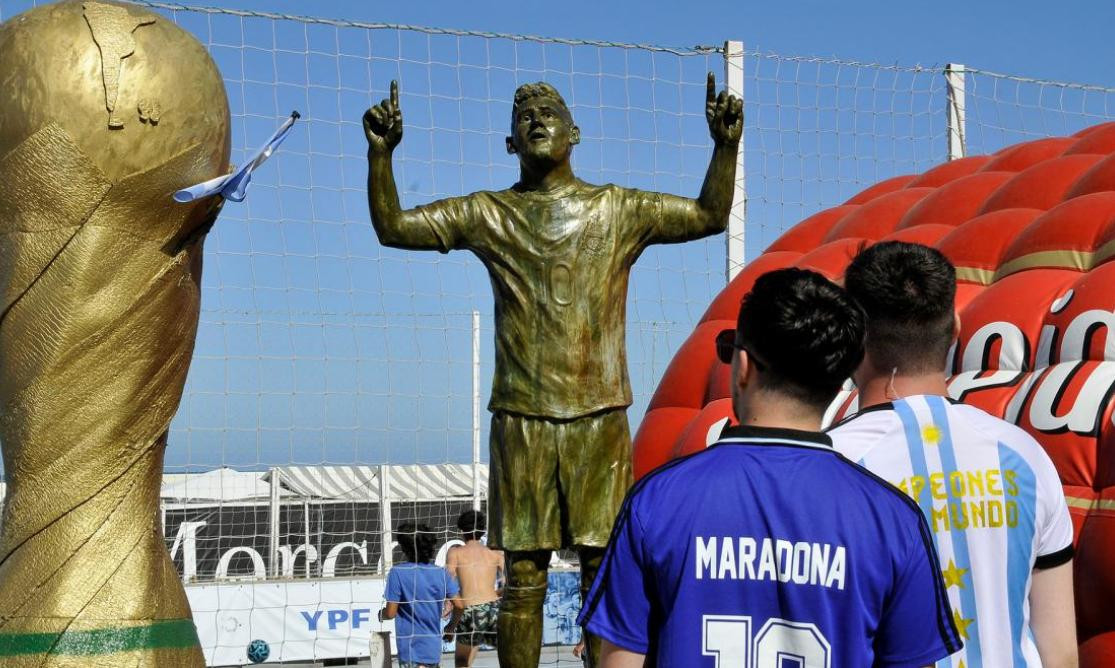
579, 268, 961, 667
383, 522, 464, 667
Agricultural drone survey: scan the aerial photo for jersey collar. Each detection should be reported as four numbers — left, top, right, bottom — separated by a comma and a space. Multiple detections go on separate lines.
715, 424, 833, 449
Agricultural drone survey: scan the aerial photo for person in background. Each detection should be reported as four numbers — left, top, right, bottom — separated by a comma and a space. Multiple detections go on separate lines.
829, 241, 1077, 667
382, 522, 464, 668
445, 510, 504, 667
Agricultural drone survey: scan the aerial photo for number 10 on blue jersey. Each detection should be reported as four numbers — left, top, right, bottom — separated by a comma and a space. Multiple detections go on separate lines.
703, 615, 831, 667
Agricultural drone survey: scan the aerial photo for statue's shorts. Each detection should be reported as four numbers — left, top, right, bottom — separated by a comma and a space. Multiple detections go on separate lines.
488, 408, 632, 552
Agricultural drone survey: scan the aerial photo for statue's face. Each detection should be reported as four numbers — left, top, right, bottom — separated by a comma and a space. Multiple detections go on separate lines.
507, 96, 579, 165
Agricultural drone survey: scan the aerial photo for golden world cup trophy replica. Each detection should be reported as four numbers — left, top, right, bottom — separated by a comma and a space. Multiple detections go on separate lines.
0, 1, 229, 665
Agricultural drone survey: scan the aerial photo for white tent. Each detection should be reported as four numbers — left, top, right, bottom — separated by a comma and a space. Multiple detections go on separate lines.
267, 464, 488, 502
160, 467, 279, 502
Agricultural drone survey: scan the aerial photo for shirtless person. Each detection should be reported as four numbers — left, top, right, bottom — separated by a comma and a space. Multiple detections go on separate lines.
445, 510, 504, 667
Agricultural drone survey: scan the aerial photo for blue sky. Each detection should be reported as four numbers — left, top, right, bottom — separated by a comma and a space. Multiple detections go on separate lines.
0, 1, 1112, 475
190, 0, 1115, 86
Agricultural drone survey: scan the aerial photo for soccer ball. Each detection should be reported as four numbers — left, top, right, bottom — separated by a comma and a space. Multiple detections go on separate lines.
246, 639, 270, 663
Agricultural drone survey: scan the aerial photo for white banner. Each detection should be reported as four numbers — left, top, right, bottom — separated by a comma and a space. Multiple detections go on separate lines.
188, 578, 392, 666
187, 569, 583, 665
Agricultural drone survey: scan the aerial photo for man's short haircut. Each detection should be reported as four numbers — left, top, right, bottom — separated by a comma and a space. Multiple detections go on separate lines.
736, 268, 865, 407
395, 522, 437, 564
843, 241, 957, 374
457, 510, 486, 538
511, 82, 571, 121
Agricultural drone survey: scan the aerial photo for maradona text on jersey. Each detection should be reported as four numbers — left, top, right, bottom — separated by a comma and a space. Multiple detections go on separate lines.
694, 536, 847, 590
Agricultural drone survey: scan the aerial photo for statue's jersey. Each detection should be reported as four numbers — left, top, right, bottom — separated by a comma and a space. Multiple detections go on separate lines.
578, 426, 961, 667
828, 395, 1075, 668
407, 179, 718, 418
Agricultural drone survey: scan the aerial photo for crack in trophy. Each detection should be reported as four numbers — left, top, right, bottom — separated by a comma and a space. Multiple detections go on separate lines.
0, 1, 230, 665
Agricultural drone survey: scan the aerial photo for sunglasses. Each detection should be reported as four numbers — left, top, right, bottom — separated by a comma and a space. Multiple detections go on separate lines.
715, 329, 744, 365
715, 328, 768, 369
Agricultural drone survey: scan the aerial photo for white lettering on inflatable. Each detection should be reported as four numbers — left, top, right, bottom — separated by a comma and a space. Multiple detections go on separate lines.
1003, 372, 1041, 424
963, 321, 1028, 372
1036, 324, 1057, 369
1026, 362, 1115, 434
948, 321, 1028, 401
821, 379, 857, 428
1060, 308, 1115, 363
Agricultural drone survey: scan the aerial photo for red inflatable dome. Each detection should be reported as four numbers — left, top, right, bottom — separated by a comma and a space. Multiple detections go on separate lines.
633, 123, 1115, 660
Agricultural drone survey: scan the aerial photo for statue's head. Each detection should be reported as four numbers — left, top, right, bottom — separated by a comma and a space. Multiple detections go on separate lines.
506, 82, 579, 167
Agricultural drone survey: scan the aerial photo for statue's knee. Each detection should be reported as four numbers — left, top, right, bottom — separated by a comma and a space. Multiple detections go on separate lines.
502, 551, 549, 611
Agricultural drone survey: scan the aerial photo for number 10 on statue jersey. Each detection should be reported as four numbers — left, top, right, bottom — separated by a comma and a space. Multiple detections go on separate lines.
703, 615, 830, 668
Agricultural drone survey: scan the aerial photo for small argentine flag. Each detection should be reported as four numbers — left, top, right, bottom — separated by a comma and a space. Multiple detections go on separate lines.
174, 110, 301, 203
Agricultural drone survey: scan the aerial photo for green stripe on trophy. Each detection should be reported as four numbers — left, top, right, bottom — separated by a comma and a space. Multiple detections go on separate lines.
0, 619, 198, 656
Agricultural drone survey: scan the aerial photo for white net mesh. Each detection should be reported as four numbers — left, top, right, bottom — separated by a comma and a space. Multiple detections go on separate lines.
964, 67, 1115, 153
2, 0, 1115, 664
742, 53, 946, 256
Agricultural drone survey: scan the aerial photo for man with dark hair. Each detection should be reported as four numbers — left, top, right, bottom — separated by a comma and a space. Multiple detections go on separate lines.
445, 510, 503, 667
841, 241, 958, 375
830, 241, 1078, 667
365, 73, 741, 667
382, 523, 463, 668
579, 268, 961, 667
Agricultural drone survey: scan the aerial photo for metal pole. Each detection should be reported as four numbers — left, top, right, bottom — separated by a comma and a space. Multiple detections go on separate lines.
268, 467, 281, 578
303, 499, 311, 579
472, 310, 482, 511
724, 40, 747, 281
946, 63, 967, 161
379, 464, 393, 573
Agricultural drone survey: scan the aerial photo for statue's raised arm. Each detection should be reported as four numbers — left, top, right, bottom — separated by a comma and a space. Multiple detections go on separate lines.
643, 71, 743, 245
364, 80, 456, 250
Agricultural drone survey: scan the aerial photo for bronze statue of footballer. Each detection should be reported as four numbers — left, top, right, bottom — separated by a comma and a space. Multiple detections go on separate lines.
364, 75, 741, 667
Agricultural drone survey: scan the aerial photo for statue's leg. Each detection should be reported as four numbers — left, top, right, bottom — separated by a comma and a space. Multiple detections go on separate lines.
558, 409, 633, 668
577, 546, 606, 667
487, 411, 562, 667
496, 549, 551, 668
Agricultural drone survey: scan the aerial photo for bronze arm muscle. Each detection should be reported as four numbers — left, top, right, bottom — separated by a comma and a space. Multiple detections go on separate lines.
364, 80, 440, 250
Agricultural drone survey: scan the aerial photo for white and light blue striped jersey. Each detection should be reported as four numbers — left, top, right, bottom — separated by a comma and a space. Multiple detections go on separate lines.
828, 395, 1074, 668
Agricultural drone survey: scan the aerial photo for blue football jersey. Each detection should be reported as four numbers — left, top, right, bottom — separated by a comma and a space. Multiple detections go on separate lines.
578, 425, 961, 667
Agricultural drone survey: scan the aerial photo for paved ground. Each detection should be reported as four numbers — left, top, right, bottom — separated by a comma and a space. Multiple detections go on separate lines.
256, 646, 582, 667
